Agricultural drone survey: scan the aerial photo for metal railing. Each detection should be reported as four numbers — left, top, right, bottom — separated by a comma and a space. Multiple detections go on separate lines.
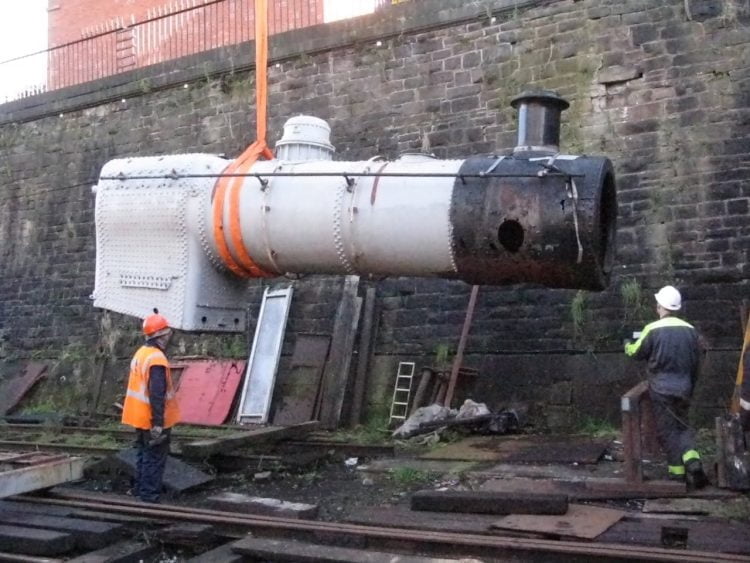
0, 0, 406, 103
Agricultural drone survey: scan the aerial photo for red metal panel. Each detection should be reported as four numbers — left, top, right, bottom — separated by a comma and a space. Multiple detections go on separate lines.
173, 361, 246, 426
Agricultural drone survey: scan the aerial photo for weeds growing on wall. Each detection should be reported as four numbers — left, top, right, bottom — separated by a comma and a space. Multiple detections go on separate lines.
433, 343, 452, 371
620, 278, 653, 326
570, 290, 587, 341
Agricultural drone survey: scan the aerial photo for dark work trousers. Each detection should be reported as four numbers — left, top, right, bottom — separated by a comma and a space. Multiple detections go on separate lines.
134, 428, 171, 503
649, 389, 695, 469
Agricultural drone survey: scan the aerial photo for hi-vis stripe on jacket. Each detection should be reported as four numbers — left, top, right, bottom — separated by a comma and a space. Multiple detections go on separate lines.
122, 345, 180, 430
625, 316, 701, 399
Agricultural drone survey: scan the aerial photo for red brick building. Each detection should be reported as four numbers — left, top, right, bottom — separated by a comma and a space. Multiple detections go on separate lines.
47, 0, 325, 88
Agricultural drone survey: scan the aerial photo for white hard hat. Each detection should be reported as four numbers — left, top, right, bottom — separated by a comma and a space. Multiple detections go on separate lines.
654, 285, 682, 311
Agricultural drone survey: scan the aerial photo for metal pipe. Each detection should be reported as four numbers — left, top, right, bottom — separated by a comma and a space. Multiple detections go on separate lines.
511, 89, 570, 156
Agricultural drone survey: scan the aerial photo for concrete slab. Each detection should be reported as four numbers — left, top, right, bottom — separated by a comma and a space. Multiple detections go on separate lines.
67, 540, 158, 563
108, 449, 213, 493
207, 492, 319, 519
0, 454, 85, 498
0, 523, 75, 556
0, 511, 123, 550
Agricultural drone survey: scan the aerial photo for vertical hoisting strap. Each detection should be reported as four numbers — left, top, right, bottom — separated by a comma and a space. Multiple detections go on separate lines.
212, 0, 275, 278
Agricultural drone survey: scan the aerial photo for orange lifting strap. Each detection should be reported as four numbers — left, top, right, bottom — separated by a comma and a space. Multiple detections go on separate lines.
212, 0, 275, 278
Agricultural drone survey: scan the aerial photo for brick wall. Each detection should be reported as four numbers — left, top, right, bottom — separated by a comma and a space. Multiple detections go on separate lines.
46, 0, 325, 88
2, 0, 748, 427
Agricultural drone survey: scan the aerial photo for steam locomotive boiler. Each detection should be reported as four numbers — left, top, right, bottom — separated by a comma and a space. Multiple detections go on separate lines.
92, 90, 617, 332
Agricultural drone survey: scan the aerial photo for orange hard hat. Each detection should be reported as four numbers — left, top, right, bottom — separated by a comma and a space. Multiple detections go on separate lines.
143, 310, 170, 337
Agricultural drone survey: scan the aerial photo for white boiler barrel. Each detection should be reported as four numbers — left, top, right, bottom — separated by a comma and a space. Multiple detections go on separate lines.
207, 155, 462, 278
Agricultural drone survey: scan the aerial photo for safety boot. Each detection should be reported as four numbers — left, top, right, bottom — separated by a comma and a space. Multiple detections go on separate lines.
685, 459, 709, 491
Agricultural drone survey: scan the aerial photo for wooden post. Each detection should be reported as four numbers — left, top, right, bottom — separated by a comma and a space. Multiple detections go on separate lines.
348, 286, 377, 427
318, 276, 362, 430
443, 285, 479, 408
622, 381, 649, 483
410, 367, 434, 415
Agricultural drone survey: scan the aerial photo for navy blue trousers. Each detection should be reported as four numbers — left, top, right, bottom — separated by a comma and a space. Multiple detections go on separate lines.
134, 428, 170, 503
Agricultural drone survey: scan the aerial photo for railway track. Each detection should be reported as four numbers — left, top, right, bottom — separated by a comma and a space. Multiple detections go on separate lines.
15, 491, 749, 562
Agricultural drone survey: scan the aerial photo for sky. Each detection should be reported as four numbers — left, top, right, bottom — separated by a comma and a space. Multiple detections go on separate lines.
0, 0, 48, 101
324, 0, 378, 22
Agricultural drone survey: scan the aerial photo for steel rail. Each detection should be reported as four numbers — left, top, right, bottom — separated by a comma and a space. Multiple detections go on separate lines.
17, 494, 748, 562
0, 424, 225, 440
0, 553, 62, 563
0, 436, 390, 460
0, 440, 293, 467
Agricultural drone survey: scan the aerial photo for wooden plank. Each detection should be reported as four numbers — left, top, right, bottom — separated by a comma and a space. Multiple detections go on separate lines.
180, 421, 319, 458
346, 504, 502, 534
0, 510, 124, 550
478, 476, 736, 501
349, 286, 377, 427
622, 380, 648, 483
109, 449, 213, 492
231, 536, 468, 563
491, 504, 625, 540
67, 540, 158, 563
318, 276, 361, 430
410, 367, 435, 416
420, 435, 609, 464
643, 498, 716, 515
444, 284, 479, 408
206, 492, 318, 519
0, 524, 74, 556
0, 363, 47, 416
272, 335, 330, 426
411, 490, 568, 515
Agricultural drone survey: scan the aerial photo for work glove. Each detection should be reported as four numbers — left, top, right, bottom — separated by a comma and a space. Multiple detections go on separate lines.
150, 426, 163, 440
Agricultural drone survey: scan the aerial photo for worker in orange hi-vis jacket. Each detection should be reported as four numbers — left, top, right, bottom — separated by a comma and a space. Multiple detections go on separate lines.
625, 285, 709, 491
122, 310, 180, 503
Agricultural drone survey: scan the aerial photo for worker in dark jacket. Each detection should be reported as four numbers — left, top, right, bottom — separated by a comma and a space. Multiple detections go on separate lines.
122, 311, 180, 503
740, 346, 750, 434
625, 285, 708, 489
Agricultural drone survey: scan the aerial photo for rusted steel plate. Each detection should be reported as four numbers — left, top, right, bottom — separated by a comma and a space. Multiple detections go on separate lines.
0, 452, 85, 498
491, 504, 625, 540
173, 360, 246, 425
421, 435, 610, 464
0, 363, 47, 416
